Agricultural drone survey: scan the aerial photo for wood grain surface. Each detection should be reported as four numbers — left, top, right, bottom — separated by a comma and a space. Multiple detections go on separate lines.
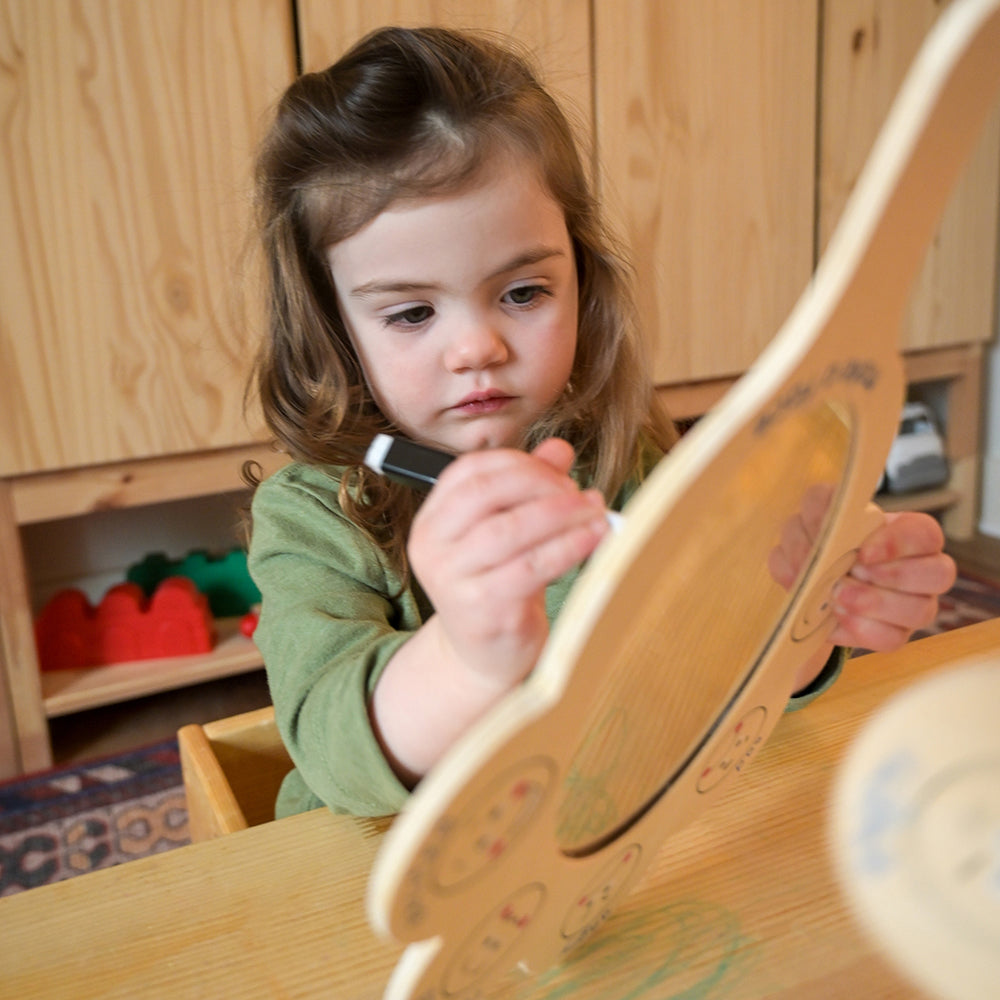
594, 0, 818, 383
0, 0, 295, 475
819, 0, 1000, 353
3, 622, 999, 999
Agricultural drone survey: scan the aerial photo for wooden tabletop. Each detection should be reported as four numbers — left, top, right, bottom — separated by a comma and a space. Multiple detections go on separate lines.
3, 619, 999, 1000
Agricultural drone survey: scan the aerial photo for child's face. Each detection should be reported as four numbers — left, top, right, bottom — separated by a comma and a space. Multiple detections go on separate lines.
326, 155, 579, 453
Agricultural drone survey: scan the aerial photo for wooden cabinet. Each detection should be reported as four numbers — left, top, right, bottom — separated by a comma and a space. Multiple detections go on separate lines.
596, 0, 999, 383
819, 0, 1000, 355
598, 0, 997, 536
817, 0, 1000, 537
0, 0, 296, 777
0, 0, 294, 476
594, 0, 819, 384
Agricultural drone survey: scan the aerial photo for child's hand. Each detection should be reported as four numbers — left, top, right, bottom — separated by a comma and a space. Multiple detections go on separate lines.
769, 494, 955, 652
372, 438, 610, 782
771, 501, 955, 695
409, 437, 610, 688
829, 509, 956, 652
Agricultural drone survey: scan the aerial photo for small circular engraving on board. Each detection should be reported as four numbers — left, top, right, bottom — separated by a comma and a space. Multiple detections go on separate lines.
441, 883, 546, 997
791, 550, 858, 641
429, 758, 555, 893
559, 843, 643, 948
696, 706, 768, 794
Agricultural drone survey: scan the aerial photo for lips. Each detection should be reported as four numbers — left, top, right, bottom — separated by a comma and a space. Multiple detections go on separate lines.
451, 390, 515, 414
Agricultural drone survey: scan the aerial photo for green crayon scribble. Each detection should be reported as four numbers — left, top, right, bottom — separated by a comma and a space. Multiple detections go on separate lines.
556, 707, 628, 846
520, 899, 758, 1000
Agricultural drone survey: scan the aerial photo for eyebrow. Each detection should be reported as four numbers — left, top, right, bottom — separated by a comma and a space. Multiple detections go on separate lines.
349, 245, 568, 298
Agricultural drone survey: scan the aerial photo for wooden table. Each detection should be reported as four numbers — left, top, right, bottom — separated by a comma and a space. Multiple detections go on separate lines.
3, 620, 998, 999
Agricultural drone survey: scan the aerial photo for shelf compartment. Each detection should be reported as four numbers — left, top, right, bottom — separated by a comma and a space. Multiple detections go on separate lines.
876, 487, 961, 514
42, 617, 262, 719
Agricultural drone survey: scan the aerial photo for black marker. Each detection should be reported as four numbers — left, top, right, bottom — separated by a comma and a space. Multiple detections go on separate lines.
364, 433, 624, 530
364, 433, 456, 490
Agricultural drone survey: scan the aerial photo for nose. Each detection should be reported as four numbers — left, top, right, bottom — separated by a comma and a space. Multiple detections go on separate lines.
444, 318, 509, 372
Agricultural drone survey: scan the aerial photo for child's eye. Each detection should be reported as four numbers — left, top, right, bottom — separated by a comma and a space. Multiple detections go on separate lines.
382, 304, 433, 328
504, 284, 550, 308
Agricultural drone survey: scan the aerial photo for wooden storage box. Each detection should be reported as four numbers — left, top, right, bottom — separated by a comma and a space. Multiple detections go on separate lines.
178, 706, 292, 842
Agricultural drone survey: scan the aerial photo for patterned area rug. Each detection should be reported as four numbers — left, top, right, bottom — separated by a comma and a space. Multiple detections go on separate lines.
0, 568, 997, 897
912, 567, 1000, 638
0, 739, 188, 897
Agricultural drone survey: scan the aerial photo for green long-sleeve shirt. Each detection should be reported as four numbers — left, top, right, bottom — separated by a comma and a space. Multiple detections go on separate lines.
248, 461, 844, 819
249, 461, 590, 817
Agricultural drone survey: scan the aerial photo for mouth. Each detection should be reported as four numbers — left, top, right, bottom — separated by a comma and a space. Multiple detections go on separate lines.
450, 390, 516, 415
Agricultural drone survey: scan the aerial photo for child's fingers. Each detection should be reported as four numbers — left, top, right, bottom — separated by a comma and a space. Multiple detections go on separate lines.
768, 482, 841, 590
799, 482, 838, 539
766, 545, 796, 590
830, 572, 942, 652
464, 488, 607, 568
481, 510, 610, 601
422, 445, 580, 539
410, 440, 609, 598
829, 614, 912, 653
856, 510, 946, 565
529, 437, 576, 474
824, 518, 954, 652
849, 551, 957, 595
771, 514, 814, 586
834, 576, 940, 628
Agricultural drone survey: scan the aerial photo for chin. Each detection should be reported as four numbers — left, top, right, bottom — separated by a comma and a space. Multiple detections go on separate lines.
453, 431, 515, 453
437, 417, 533, 454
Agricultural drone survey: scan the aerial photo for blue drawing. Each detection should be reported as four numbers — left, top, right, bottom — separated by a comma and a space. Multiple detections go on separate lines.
852, 750, 917, 877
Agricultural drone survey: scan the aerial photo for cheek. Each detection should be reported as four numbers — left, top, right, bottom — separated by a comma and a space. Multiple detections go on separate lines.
538, 307, 579, 383
362, 353, 437, 430
363, 360, 411, 414
336, 309, 421, 418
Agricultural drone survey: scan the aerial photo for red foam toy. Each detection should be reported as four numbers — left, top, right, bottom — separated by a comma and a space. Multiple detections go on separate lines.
35, 577, 215, 672
239, 608, 260, 638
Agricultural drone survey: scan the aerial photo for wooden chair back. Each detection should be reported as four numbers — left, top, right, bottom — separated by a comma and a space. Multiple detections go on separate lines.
178, 706, 292, 842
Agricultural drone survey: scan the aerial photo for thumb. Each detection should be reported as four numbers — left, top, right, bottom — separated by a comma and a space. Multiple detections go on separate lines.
530, 437, 576, 475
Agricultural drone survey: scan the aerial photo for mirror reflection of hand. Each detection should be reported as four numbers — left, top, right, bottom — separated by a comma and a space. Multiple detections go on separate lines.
767, 482, 837, 590
829, 509, 957, 652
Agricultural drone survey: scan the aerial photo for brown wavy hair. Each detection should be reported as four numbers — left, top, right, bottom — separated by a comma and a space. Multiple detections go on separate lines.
248, 25, 676, 572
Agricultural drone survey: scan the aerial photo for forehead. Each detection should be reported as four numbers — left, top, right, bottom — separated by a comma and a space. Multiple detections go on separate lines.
326, 157, 571, 287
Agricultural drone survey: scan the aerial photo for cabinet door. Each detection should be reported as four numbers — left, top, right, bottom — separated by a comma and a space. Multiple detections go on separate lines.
594, 0, 818, 384
0, 1, 296, 476
297, 1, 591, 131
819, 0, 1000, 351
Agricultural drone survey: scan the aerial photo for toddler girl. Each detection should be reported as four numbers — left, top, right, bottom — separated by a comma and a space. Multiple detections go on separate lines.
247, 26, 955, 818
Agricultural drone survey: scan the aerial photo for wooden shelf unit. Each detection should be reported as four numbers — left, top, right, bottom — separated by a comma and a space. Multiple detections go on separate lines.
876, 486, 962, 515
0, 443, 288, 779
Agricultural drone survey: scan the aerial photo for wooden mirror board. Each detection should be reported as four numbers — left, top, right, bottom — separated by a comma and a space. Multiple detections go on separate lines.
365, 2, 1000, 997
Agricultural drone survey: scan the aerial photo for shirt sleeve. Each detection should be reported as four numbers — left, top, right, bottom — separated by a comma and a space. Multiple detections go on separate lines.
248, 465, 422, 816
784, 645, 850, 712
